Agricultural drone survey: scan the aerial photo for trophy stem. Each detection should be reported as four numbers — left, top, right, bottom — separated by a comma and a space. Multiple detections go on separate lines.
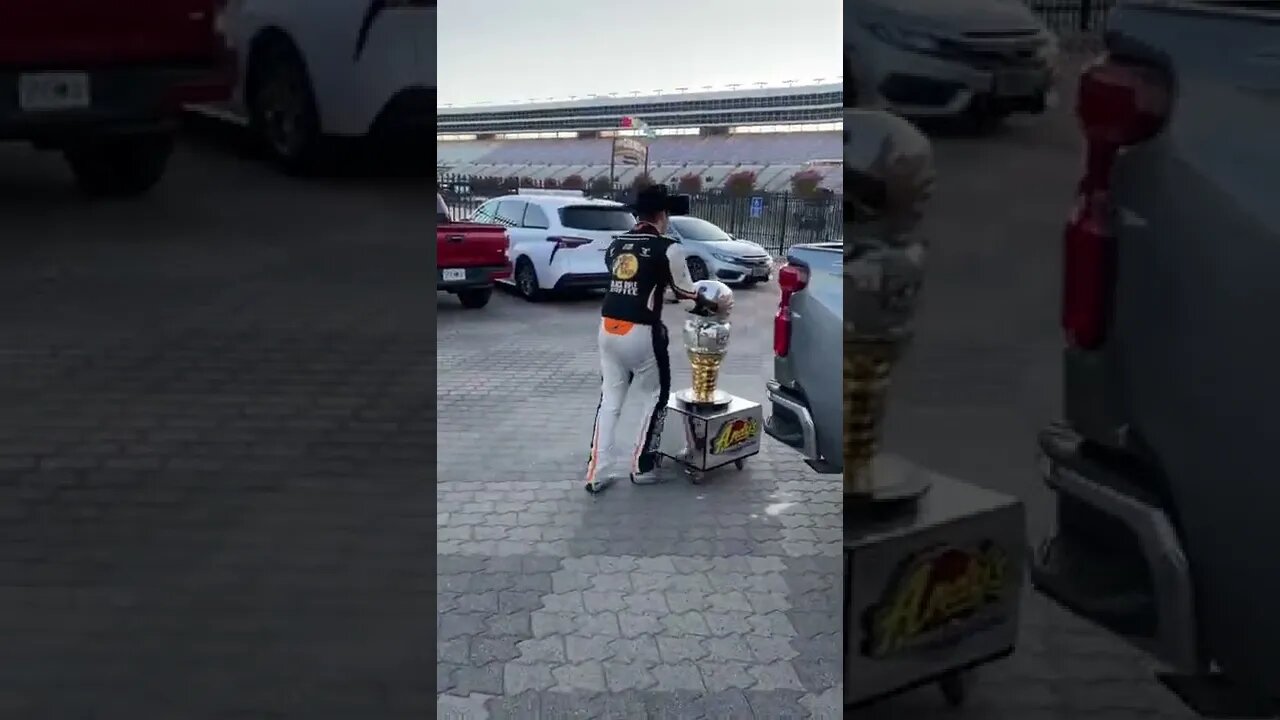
844, 340, 895, 497
688, 352, 723, 404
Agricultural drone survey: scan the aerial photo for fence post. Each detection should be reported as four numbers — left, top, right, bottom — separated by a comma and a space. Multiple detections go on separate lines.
777, 195, 789, 256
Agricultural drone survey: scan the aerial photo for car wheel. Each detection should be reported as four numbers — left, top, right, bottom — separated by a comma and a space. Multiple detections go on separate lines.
687, 256, 710, 282
515, 258, 543, 301
457, 288, 492, 309
247, 36, 322, 173
64, 132, 173, 198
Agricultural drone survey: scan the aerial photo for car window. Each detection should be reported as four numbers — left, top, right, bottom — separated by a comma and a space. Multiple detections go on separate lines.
559, 206, 635, 231
670, 216, 731, 242
472, 200, 498, 223
495, 200, 527, 228
523, 204, 550, 229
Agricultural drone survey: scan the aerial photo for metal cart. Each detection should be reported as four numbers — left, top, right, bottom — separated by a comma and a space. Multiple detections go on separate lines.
845, 455, 1026, 710
652, 393, 763, 483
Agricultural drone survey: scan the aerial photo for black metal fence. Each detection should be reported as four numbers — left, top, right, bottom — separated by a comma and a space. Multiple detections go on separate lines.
1028, 0, 1116, 34
435, 174, 841, 257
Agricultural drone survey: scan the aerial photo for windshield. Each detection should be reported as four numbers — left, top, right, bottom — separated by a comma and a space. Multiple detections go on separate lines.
559, 206, 635, 231
670, 216, 731, 242
436, 194, 451, 224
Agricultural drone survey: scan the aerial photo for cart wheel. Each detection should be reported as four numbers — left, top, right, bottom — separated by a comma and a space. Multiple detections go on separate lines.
734, 459, 745, 470
938, 671, 969, 707
687, 469, 704, 485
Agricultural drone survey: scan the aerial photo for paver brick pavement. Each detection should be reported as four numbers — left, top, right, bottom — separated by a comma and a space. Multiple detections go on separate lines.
0, 143, 433, 719
439, 282, 1201, 718
438, 284, 844, 719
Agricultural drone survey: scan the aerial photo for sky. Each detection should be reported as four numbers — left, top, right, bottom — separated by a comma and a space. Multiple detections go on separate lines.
436, 0, 843, 108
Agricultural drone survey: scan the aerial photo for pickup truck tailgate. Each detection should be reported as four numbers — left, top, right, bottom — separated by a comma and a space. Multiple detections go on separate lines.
0, 2, 224, 66
437, 224, 509, 268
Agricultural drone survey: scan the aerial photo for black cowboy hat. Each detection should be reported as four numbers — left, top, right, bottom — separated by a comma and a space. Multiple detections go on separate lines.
628, 184, 690, 216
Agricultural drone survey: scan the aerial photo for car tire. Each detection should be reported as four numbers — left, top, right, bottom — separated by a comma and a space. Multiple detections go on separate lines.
64, 132, 173, 198
687, 256, 710, 282
457, 288, 492, 309
247, 35, 323, 174
515, 258, 543, 301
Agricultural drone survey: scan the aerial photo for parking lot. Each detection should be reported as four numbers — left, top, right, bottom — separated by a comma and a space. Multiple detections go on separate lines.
438, 58, 1201, 719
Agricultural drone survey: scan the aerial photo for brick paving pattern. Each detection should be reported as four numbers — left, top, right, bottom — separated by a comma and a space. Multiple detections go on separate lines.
0, 144, 432, 719
437, 284, 845, 719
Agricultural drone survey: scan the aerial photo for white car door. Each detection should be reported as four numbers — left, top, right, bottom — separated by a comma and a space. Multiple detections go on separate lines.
492, 199, 553, 284
516, 202, 560, 285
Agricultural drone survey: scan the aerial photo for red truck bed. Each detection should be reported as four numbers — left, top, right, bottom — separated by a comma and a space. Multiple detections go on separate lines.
0, 0, 233, 196
0, 2, 228, 66
437, 194, 511, 309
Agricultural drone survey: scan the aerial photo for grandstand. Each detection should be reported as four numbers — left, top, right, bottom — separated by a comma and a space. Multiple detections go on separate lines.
437, 84, 843, 193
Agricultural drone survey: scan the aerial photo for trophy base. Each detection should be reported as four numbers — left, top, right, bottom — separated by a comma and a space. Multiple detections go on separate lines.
658, 393, 763, 473
843, 461, 1026, 708
674, 388, 732, 411
845, 455, 932, 523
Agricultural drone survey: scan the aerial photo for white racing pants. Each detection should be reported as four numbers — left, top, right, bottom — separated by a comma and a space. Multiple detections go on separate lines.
585, 317, 671, 484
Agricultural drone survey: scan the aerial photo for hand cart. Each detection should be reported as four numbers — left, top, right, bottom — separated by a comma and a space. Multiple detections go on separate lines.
651, 392, 763, 483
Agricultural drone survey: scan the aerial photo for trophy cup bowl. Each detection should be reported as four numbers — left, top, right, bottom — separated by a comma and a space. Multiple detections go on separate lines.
676, 280, 734, 409
845, 109, 936, 505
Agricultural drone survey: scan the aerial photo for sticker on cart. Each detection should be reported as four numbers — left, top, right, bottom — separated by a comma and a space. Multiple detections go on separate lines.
861, 541, 1010, 658
710, 417, 760, 455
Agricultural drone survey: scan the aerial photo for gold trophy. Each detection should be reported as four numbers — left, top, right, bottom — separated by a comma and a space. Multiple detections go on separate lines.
844, 109, 936, 506
675, 280, 735, 409
656, 278, 761, 481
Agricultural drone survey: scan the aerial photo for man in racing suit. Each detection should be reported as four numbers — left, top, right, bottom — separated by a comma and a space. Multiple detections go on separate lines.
584, 185, 719, 493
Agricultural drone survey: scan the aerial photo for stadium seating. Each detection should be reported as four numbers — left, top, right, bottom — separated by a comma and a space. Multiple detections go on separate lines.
437, 131, 842, 191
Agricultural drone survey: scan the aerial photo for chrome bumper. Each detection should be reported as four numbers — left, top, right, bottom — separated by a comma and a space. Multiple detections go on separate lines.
764, 380, 819, 462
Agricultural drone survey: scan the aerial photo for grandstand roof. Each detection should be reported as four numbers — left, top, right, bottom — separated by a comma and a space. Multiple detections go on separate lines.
437, 82, 841, 116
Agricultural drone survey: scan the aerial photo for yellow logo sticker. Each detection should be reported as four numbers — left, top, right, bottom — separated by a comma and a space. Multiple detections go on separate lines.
711, 418, 760, 455
862, 541, 1009, 658
612, 253, 639, 280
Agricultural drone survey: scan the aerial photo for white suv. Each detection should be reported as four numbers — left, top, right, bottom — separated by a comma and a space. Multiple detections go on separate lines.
472, 190, 635, 301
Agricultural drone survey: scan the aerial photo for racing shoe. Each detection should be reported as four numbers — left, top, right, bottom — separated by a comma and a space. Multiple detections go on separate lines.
584, 475, 616, 494
631, 451, 667, 485
630, 470, 662, 485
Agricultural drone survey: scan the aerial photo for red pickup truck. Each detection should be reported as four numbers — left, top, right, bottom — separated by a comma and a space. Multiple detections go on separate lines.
0, 1, 234, 197
437, 193, 511, 309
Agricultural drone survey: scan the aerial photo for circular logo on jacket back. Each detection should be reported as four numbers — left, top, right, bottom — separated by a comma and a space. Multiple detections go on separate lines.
612, 253, 639, 280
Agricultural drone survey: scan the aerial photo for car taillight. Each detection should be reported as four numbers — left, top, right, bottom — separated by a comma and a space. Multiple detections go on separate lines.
1063, 54, 1170, 350
547, 236, 592, 250
774, 263, 809, 357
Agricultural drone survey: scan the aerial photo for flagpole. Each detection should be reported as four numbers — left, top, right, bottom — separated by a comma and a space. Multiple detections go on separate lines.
609, 136, 616, 191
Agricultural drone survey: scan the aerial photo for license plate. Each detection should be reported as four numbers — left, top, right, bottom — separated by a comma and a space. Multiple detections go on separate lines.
19, 73, 90, 111
752, 267, 770, 278
995, 69, 1044, 97
441, 268, 466, 282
